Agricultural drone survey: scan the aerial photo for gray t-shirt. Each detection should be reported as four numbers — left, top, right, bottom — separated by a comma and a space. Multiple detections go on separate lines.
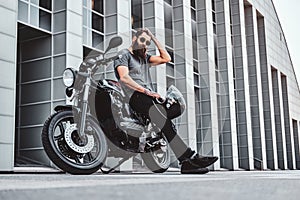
114, 49, 153, 96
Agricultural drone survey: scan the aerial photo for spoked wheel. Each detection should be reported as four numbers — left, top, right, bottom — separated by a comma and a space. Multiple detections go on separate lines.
141, 136, 170, 173
42, 110, 107, 174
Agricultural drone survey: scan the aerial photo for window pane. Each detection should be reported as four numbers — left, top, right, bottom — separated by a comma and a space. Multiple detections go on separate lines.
93, 0, 103, 14
92, 13, 103, 32
39, 10, 51, 31
21, 58, 51, 82
190, 0, 195, 8
164, 0, 172, 5
92, 32, 104, 50
21, 81, 51, 104
31, 0, 39, 6
40, 0, 52, 11
131, 0, 142, 29
30, 5, 39, 26
54, 0, 66, 11
53, 11, 66, 33
18, 1, 29, 23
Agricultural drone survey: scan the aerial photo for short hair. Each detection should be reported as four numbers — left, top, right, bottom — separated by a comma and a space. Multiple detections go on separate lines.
135, 29, 150, 38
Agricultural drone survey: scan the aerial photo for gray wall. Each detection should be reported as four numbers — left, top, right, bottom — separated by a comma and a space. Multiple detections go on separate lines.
0, 0, 18, 171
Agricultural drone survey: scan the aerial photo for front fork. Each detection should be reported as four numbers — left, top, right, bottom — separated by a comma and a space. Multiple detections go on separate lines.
78, 69, 92, 139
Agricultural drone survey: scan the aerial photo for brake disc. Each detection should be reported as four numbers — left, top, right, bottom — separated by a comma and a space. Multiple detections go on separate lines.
64, 122, 95, 154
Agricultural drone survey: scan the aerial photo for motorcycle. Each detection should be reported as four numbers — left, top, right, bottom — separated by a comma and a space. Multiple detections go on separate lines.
41, 36, 186, 174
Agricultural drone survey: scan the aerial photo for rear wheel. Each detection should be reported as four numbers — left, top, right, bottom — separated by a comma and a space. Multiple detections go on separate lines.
42, 110, 107, 174
141, 137, 170, 173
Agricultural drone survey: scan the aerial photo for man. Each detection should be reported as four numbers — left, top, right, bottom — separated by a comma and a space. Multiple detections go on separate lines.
114, 28, 218, 174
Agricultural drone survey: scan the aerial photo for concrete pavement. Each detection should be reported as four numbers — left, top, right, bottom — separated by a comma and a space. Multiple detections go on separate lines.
0, 169, 300, 200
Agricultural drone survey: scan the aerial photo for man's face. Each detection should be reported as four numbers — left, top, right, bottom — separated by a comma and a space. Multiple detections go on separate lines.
132, 32, 151, 59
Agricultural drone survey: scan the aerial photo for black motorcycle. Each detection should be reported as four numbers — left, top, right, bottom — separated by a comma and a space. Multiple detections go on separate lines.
42, 36, 186, 174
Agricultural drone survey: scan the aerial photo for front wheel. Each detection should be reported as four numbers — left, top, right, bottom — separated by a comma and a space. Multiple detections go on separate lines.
42, 110, 107, 174
141, 137, 170, 173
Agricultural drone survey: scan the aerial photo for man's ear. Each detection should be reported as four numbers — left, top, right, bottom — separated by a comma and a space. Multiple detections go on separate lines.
132, 35, 137, 45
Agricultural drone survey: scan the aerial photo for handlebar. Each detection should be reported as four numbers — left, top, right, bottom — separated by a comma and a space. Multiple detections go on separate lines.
83, 54, 118, 75
96, 55, 118, 66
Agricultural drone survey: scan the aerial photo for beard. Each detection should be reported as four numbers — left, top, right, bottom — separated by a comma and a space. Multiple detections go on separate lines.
132, 41, 147, 59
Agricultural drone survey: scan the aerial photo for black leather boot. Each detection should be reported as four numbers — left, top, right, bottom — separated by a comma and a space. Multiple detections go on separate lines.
180, 154, 218, 174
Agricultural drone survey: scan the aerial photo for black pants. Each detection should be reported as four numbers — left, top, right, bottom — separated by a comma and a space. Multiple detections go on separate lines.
129, 91, 193, 162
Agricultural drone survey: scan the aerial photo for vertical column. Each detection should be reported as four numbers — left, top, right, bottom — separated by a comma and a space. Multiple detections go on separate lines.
257, 14, 278, 169
274, 71, 288, 169
271, 67, 286, 169
215, 0, 238, 170
66, 0, 83, 68
243, 3, 266, 170
293, 120, 300, 169
117, 0, 131, 47
230, 0, 253, 170
277, 71, 288, 169
171, 0, 196, 151
251, 8, 267, 170
281, 74, 295, 169
0, 0, 18, 171
182, 0, 196, 151
196, 0, 220, 169
116, 0, 132, 171
149, 0, 166, 96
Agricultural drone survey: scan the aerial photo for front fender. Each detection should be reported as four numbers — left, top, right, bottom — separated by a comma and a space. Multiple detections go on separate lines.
54, 105, 73, 112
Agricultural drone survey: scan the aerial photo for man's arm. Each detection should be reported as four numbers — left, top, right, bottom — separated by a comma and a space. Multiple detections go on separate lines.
145, 29, 171, 66
117, 65, 160, 98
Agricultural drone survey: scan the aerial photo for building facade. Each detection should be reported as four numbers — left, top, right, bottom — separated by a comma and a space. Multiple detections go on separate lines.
0, 0, 300, 171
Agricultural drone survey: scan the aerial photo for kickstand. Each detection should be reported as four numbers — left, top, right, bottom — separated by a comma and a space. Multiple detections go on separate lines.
100, 156, 131, 174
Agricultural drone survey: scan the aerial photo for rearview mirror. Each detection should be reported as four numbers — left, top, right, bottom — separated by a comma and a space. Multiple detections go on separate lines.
105, 36, 123, 54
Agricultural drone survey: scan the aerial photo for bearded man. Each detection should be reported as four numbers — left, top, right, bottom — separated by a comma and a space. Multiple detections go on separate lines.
114, 28, 218, 174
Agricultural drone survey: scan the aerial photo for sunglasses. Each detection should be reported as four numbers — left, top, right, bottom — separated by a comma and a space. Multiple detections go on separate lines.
139, 37, 151, 46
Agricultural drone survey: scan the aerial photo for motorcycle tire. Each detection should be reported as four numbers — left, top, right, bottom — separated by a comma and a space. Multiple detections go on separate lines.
141, 139, 171, 173
42, 110, 107, 174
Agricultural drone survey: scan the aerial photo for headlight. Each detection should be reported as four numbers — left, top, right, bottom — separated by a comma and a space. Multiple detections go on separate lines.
63, 68, 76, 87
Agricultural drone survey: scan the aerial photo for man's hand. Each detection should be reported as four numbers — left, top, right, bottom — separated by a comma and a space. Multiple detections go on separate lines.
143, 28, 155, 39
141, 28, 171, 65
144, 88, 161, 99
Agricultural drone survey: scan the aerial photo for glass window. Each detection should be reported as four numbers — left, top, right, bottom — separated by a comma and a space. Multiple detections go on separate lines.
53, 33, 66, 54
190, 0, 195, 9
166, 63, 174, 77
54, 0, 66, 11
31, 0, 39, 6
212, 0, 215, 11
39, 9, 51, 31
105, 0, 117, 14
164, 3, 173, 47
92, 32, 104, 50
21, 81, 51, 104
167, 76, 175, 88
22, 58, 51, 82
53, 55, 66, 77
93, 0, 103, 14
18, 1, 29, 23
131, 0, 142, 29
144, 2, 154, 17
83, 1, 104, 50
92, 13, 104, 32
192, 21, 198, 60
53, 11, 66, 32
39, 0, 52, 11
191, 8, 196, 21
164, 0, 172, 5
105, 15, 117, 33
30, 5, 39, 26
